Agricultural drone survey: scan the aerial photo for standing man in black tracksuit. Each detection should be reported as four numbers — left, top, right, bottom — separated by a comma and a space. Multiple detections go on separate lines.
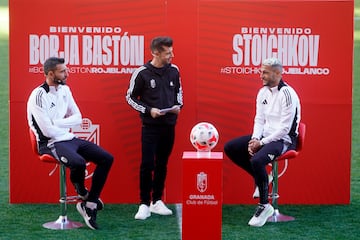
126, 36, 183, 220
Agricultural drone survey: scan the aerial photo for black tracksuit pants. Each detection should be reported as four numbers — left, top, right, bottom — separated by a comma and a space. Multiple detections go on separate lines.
224, 134, 294, 204
140, 124, 175, 205
48, 138, 113, 203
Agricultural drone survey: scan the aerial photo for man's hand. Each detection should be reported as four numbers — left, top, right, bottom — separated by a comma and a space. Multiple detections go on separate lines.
169, 105, 181, 115
248, 138, 262, 156
150, 108, 164, 118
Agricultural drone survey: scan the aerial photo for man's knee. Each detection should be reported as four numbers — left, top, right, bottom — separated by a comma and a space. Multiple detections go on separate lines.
104, 153, 114, 167
224, 141, 232, 155
95, 151, 114, 169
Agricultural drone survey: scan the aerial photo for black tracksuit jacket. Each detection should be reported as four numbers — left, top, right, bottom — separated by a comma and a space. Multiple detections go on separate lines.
126, 61, 183, 125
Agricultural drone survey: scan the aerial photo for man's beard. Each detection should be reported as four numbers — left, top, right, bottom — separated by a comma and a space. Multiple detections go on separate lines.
54, 77, 66, 85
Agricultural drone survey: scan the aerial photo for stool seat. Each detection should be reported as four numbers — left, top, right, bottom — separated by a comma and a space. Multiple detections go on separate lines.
276, 150, 298, 161
29, 128, 83, 230
39, 154, 58, 164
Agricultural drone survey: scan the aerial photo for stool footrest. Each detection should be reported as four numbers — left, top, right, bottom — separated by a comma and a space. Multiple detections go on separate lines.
267, 209, 295, 222
268, 193, 279, 199
59, 195, 80, 203
42, 215, 83, 230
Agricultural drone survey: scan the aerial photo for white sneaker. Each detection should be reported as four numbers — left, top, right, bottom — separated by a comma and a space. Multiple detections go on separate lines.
248, 203, 274, 227
150, 200, 173, 215
134, 204, 151, 220
253, 174, 273, 198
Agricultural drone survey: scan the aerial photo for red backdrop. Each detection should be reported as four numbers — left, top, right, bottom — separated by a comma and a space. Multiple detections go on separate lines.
9, 0, 353, 204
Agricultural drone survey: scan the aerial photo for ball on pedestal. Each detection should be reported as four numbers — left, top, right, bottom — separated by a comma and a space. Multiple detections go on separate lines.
190, 122, 219, 152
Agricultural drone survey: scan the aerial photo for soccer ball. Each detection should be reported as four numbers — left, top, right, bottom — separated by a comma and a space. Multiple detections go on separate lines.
190, 122, 219, 152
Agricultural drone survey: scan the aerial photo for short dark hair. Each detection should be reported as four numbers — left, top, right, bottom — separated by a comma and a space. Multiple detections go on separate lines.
43, 57, 65, 75
150, 36, 173, 53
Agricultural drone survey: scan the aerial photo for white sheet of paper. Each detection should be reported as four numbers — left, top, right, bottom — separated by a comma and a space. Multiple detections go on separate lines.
159, 106, 180, 114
